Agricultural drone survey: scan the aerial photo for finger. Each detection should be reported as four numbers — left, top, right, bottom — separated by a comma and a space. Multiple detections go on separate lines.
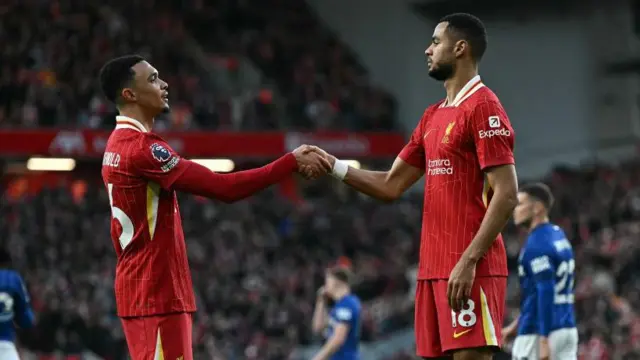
464, 283, 472, 301
318, 156, 332, 171
456, 284, 466, 311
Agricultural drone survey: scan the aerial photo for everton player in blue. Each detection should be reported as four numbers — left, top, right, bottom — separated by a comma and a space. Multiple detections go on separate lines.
311, 266, 361, 360
502, 183, 577, 360
0, 248, 34, 360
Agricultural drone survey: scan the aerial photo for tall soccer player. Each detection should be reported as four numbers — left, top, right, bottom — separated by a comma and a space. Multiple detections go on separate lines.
98, 55, 330, 360
0, 248, 34, 360
502, 183, 578, 360
308, 13, 518, 359
311, 266, 361, 360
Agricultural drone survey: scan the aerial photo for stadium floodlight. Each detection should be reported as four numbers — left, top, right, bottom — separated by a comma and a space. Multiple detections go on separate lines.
26, 157, 76, 171
191, 159, 235, 172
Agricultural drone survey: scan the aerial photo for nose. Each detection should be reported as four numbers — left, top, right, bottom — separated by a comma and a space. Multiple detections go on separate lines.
161, 80, 168, 90
425, 46, 433, 56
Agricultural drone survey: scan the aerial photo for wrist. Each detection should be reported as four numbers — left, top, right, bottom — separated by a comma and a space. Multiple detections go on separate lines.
331, 159, 349, 180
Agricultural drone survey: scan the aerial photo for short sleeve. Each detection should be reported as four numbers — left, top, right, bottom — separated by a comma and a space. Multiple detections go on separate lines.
131, 134, 190, 190
398, 111, 428, 170
334, 306, 354, 324
469, 101, 515, 170
524, 246, 555, 282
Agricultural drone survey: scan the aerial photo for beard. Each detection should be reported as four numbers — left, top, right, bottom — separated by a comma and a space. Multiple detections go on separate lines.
516, 217, 533, 230
428, 61, 455, 81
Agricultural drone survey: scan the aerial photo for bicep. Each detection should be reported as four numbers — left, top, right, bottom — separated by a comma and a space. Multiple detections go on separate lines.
387, 156, 424, 196
485, 164, 518, 194
332, 322, 351, 341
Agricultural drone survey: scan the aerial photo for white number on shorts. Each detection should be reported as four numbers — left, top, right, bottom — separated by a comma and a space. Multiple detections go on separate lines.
451, 299, 477, 328
554, 259, 575, 304
107, 183, 135, 250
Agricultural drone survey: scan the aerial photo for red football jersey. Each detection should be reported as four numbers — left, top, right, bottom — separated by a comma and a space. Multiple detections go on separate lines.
101, 115, 196, 317
399, 76, 514, 279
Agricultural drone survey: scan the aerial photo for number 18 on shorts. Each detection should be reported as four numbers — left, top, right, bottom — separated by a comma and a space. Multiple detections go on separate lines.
414, 277, 506, 358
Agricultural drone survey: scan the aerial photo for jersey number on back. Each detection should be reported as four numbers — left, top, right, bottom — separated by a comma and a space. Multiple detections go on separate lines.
107, 183, 134, 250
554, 259, 575, 304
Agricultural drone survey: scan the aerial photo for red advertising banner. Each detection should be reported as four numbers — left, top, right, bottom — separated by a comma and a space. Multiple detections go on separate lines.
0, 130, 406, 158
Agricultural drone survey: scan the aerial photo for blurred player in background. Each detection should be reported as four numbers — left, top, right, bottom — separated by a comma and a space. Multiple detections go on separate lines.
98, 55, 330, 360
308, 13, 518, 360
0, 248, 34, 360
502, 183, 578, 360
311, 266, 361, 360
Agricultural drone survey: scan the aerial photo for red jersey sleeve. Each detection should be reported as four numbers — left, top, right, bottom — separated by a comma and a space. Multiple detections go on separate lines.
131, 134, 190, 190
469, 101, 515, 170
398, 110, 428, 169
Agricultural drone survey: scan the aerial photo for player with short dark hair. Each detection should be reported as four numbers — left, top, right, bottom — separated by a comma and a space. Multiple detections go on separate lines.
308, 13, 518, 360
502, 183, 578, 360
311, 266, 361, 360
0, 248, 34, 360
99, 55, 330, 359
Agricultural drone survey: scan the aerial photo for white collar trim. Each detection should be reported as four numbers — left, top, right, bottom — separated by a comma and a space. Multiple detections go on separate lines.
440, 75, 484, 108
115, 116, 148, 133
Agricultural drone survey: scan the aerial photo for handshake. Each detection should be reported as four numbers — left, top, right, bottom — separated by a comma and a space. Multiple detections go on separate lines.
292, 145, 337, 180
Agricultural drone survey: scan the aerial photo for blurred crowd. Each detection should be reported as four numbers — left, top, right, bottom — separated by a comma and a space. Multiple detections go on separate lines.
1, 177, 419, 359
0, 0, 397, 131
2, 159, 640, 359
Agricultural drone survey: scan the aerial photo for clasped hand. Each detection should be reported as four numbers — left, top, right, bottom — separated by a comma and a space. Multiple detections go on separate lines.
292, 145, 333, 179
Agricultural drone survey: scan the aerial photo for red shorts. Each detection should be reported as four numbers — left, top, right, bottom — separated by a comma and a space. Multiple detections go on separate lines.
414, 277, 506, 358
121, 312, 193, 360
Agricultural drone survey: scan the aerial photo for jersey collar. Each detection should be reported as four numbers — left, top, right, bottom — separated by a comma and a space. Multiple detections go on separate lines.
440, 75, 485, 108
115, 116, 148, 133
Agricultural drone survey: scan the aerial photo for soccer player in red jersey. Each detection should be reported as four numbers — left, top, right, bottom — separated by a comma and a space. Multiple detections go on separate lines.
98, 55, 330, 360
309, 13, 518, 359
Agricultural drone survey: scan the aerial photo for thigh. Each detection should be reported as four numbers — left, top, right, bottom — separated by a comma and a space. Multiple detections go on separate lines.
549, 328, 578, 360
415, 280, 446, 358
121, 312, 193, 360
511, 335, 538, 360
433, 276, 506, 354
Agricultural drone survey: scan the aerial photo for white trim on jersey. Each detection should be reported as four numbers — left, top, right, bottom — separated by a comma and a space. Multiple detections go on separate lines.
440, 75, 485, 108
115, 116, 148, 133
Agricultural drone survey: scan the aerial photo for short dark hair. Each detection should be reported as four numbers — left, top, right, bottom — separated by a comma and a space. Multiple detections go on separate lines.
327, 266, 353, 285
439, 13, 487, 61
99, 55, 145, 104
519, 182, 555, 210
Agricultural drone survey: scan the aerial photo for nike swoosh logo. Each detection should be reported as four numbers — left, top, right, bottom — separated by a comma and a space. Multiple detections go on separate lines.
453, 329, 472, 338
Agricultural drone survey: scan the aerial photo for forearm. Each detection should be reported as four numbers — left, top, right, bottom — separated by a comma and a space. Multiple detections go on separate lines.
173, 154, 297, 202
462, 188, 517, 263
312, 299, 327, 334
343, 168, 398, 202
315, 336, 344, 359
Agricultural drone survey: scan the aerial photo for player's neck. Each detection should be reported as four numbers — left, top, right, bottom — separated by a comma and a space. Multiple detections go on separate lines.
332, 288, 350, 301
118, 107, 154, 132
444, 66, 478, 105
528, 216, 550, 232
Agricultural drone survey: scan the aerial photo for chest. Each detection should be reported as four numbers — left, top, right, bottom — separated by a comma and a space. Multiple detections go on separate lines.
423, 108, 473, 156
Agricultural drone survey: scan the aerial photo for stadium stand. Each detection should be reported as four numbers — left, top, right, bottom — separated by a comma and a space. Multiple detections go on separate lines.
2, 161, 640, 358
0, 0, 397, 131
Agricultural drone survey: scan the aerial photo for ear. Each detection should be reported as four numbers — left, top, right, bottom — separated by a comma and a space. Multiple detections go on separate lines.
454, 40, 467, 58
121, 87, 136, 102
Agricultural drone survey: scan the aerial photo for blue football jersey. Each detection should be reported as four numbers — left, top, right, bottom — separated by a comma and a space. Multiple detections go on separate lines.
0, 270, 34, 342
517, 223, 576, 336
325, 294, 361, 360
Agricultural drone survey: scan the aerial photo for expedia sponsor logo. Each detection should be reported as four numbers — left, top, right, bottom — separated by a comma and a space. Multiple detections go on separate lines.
478, 128, 511, 139
427, 158, 453, 175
